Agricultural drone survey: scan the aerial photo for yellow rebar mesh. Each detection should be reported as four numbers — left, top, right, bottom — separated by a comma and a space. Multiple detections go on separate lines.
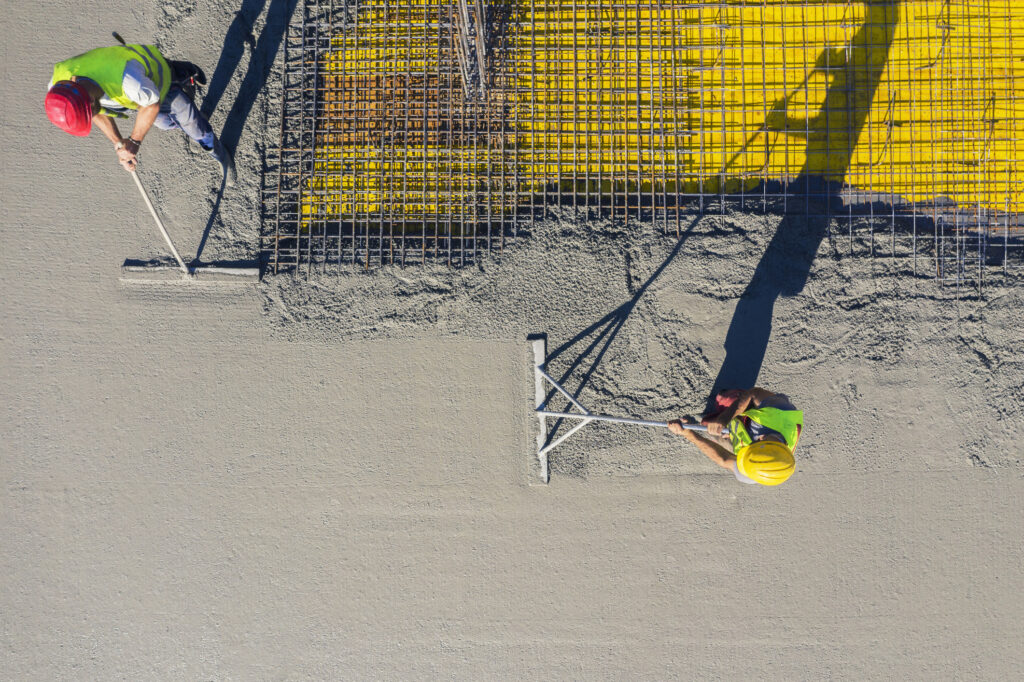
301, 0, 1024, 228
514, 0, 1024, 207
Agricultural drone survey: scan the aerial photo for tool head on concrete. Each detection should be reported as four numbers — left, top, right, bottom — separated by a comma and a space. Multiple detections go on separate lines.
530, 334, 550, 484
530, 333, 723, 484
119, 259, 260, 284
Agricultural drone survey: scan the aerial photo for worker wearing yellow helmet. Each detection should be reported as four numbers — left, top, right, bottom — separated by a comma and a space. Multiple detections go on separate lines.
668, 387, 802, 486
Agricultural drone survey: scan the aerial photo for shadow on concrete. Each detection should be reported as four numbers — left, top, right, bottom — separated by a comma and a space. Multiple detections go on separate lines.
195, 0, 298, 260
201, 0, 298, 153
541, 216, 702, 444
191, 173, 226, 266
710, 0, 901, 403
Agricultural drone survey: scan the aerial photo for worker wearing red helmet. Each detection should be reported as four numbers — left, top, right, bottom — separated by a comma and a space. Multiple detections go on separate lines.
45, 43, 235, 186
669, 387, 802, 486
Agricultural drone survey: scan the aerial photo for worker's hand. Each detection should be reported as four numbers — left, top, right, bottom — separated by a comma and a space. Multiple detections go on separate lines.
668, 416, 699, 439
116, 145, 137, 172
706, 416, 728, 437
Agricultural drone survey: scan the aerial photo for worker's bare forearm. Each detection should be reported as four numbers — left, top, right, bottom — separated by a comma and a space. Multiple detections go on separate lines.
130, 103, 160, 142
684, 432, 735, 469
92, 113, 124, 146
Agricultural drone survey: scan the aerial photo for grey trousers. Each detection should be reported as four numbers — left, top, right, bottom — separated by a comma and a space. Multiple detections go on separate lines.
153, 86, 215, 151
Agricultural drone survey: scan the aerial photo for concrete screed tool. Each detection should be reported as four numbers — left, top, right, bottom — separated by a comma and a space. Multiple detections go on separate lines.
119, 169, 259, 284
532, 335, 727, 484
111, 31, 257, 284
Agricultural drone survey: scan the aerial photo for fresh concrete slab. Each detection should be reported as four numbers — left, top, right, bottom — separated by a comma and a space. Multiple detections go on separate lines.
2, 1, 1022, 679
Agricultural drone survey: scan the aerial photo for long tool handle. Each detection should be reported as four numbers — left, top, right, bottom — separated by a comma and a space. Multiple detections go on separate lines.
131, 171, 189, 275
537, 410, 728, 436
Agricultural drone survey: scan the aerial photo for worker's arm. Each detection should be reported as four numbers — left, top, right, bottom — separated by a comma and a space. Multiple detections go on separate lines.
706, 387, 777, 436
92, 112, 125, 147
91, 113, 138, 172
129, 103, 159, 143
668, 418, 736, 470
113, 103, 159, 172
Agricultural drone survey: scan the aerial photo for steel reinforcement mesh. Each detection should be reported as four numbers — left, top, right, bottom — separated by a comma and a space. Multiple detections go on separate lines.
263, 0, 1024, 289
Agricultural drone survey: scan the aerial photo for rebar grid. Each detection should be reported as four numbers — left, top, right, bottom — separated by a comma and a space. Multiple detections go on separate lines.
262, 0, 1024, 288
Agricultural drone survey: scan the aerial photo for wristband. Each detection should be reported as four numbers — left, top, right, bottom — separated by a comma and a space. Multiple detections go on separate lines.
114, 141, 125, 150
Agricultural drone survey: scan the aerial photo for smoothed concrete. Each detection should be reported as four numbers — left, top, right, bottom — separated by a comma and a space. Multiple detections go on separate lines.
3, 1, 1022, 679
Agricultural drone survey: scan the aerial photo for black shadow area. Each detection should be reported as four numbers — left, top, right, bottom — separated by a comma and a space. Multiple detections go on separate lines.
710, 0, 901, 398
541, 216, 702, 444
201, 0, 299, 156
193, 0, 298, 262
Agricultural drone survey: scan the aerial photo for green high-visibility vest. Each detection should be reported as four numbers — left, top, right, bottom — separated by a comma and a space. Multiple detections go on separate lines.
728, 407, 803, 454
52, 45, 171, 110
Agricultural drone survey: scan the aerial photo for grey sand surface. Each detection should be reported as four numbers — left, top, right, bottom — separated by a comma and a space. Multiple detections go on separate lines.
3, 1, 1023, 678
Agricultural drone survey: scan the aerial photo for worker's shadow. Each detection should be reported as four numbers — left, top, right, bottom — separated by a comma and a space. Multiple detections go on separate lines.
710, 0, 900, 401
193, 0, 299, 264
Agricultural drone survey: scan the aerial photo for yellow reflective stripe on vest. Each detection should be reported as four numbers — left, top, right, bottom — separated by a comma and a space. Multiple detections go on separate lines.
728, 418, 755, 454
124, 44, 167, 94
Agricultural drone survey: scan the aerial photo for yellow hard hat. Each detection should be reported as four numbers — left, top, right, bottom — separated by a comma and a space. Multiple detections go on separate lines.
736, 440, 795, 486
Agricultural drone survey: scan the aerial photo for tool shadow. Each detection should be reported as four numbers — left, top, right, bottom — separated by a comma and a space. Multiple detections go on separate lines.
541, 216, 702, 447
191, 173, 227, 267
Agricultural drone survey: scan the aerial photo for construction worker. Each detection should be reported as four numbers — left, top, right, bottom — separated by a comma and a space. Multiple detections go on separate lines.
668, 387, 802, 486
45, 43, 236, 186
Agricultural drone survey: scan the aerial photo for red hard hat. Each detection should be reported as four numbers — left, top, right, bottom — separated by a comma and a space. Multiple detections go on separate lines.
45, 80, 94, 136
